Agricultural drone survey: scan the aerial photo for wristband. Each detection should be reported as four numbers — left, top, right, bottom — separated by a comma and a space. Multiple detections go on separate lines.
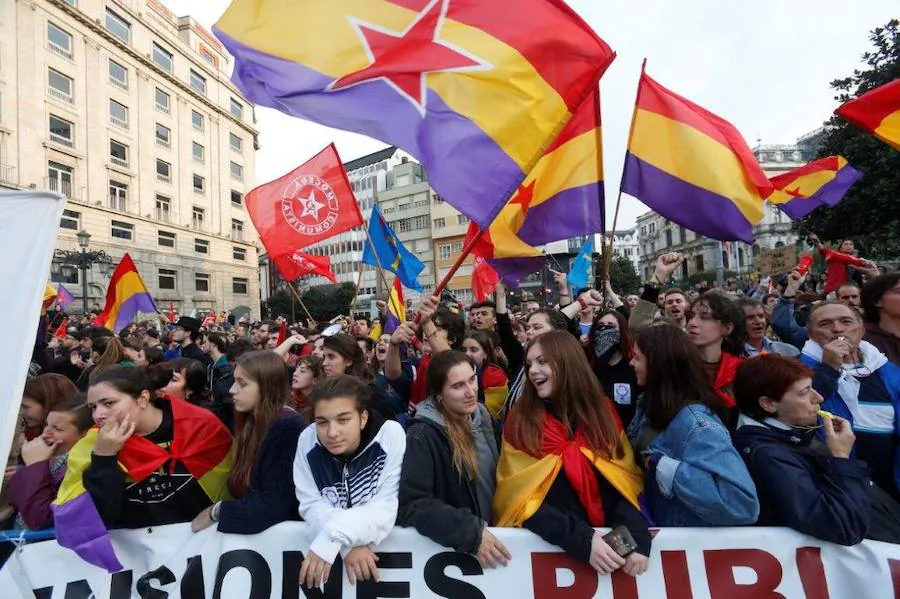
577, 296, 588, 310
559, 292, 570, 297
209, 502, 221, 522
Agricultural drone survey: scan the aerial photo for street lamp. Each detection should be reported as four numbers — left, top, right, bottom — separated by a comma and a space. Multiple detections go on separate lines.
53, 229, 115, 314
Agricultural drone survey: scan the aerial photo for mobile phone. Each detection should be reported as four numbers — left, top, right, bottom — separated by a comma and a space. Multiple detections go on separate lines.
602, 525, 638, 557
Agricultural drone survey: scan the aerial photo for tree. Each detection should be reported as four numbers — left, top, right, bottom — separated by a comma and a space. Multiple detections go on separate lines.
594, 254, 642, 295
796, 19, 900, 258
263, 282, 357, 323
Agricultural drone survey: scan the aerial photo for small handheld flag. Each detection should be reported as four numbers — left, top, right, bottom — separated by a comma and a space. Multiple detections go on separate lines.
362, 205, 425, 291
567, 238, 594, 292
56, 284, 76, 310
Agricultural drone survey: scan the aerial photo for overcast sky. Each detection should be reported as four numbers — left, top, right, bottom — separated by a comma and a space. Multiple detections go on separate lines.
166, 0, 896, 230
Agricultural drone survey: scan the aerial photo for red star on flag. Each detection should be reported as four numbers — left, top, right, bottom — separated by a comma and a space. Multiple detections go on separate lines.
508, 180, 537, 214
329, 0, 488, 114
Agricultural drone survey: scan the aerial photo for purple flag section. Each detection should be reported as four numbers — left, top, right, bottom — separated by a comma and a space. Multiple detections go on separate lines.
776, 165, 863, 220
111, 292, 158, 333
56, 284, 76, 309
52, 493, 124, 573
489, 256, 546, 287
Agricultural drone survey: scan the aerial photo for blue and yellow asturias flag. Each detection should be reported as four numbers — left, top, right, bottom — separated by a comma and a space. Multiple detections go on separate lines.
362, 205, 425, 291
622, 68, 771, 243
767, 156, 863, 220
213, 0, 615, 230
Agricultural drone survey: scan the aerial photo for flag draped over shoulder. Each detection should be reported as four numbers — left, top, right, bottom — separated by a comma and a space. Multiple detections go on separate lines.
362, 205, 425, 291
466, 89, 605, 284
246, 144, 364, 257
835, 78, 900, 151
214, 0, 615, 230
767, 156, 863, 220
622, 70, 770, 243
52, 397, 232, 572
93, 253, 158, 332
272, 250, 337, 283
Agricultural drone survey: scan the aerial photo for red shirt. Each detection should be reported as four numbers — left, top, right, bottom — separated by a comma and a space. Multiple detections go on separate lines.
820, 247, 866, 294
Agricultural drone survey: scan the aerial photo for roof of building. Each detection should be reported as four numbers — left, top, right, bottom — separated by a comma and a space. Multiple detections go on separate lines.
343, 146, 398, 172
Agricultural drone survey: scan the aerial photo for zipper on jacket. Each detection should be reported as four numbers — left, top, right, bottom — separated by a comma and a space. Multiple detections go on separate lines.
343, 462, 351, 508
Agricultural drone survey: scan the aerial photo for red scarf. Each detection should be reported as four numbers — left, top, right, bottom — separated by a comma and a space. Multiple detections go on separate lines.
116, 395, 232, 482
714, 353, 742, 408
540, 412, 605, 526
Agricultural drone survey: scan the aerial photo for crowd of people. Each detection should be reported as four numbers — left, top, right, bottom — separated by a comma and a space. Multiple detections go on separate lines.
2, 234, 900, 585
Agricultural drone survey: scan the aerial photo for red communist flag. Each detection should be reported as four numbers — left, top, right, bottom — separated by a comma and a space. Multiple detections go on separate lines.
246, 144, 363, 256
472, 256, 500, 302
272, 250, 337, 283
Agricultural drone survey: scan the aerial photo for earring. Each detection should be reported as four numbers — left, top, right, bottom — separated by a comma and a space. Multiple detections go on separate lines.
436, 395, 442, 404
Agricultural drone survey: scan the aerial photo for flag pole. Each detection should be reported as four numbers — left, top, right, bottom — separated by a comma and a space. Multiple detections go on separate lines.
348, 260, 366, 319
604, 58, 647, 288
286, 281, 315, 324
433, 226, 486, 299
362, 224, 404, 323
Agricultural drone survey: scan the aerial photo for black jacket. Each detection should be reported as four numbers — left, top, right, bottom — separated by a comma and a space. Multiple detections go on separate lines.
208, 356, 235, 431
732, 416, 871, 546
217, 411, 305, 534
397, 409, 496, 553
181, 342, 212, 368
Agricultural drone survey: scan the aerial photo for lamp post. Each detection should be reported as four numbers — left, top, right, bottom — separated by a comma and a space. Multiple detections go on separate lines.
52, 229, 115, 315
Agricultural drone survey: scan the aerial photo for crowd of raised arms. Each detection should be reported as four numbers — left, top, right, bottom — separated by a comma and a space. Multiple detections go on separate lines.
3, 239, 900, 586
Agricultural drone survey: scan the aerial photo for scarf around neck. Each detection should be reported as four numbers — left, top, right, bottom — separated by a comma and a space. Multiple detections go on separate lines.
801, 339, 889, 412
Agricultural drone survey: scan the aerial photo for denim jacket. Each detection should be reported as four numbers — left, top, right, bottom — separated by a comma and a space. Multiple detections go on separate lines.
627, 402, 759, 526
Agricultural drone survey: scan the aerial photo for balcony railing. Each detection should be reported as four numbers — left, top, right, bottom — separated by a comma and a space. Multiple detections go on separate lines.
47, 87, 73, 104
49, 132, 74, 148
156, 173, 171, 184
47, 42, 73, 60
0, 163, 16, 185
109, 116, 128, 129
45, 178, 74, 198
110, 155, 128, 168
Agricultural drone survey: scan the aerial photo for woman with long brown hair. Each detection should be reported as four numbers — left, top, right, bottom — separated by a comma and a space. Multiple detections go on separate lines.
290, 354, 322, 421
627, 325, 758, 527
398, 351, 509, 568
191, 350, 305, 534
494, 331, 651, 578
322, 333, 397, 420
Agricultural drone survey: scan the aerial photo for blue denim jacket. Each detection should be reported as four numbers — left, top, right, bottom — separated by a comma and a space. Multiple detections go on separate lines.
627, 402, 759, 526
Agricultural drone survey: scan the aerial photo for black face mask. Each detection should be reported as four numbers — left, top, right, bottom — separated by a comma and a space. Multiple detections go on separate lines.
594, 326, 621, 359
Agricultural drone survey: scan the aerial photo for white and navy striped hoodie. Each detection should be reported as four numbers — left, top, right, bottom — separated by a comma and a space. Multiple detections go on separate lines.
293, 411, 406, 564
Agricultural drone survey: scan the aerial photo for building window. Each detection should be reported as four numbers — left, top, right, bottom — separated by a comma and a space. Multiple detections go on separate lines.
155, 88, 170, 113
412, 215, 428, 230
438, 244, 451, 261
158, 230, 175, 248
108, 59, 128, 89
231, 219, 244, 241
451, 240, 463, 253
199, 48, 217, 67
433, 193, 444, 204
47, 161, 73, 196
232, 277, 248, 294
665, 229, 673, 247
110, 219, 133, 240
457, 214, 469, 226
108, 181, 127, 211
47, 22, 73, 58
233, 246, 246, 261
229, 133, 242, 152
191, 110, 204, 131
192, 207, 204, 230
151, 42, 173, 73
230, 190, 243, 206
104, 8, 131, 44
192, 142, 204, 163
194, 238, 209, 254
433, 217, 446, 229
108, 99, 128, 129
192, 175, 205, 194
109, 140, 128, 168
48, 68, 73, 103
60, 209, 80, 230
194, 273, 210, 293
155, 195, 170, 222
230, 98, 243, 120
156, 159, 171, 183
48, 115, 74, 147
155, 123, 171, 148
230, 162, 243, 181
694, 255, 705, 272
189, 70, 206, 95
158, 268, 176, 290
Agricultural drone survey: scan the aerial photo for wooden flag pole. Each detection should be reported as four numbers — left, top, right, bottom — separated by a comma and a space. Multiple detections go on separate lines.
433, 226, 486, 299
286, 281, 315, 324
604, 58, 647, 287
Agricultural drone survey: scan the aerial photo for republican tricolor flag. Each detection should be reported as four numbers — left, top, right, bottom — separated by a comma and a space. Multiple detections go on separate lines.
214, 0, 615, 231
767, 156, 863, 220
93, 253, 158, 332
836, 78, 900, 151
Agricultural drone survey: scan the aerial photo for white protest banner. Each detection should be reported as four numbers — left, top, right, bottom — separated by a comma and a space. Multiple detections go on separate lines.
0, 191, 66, 494
3, 523, 899, 598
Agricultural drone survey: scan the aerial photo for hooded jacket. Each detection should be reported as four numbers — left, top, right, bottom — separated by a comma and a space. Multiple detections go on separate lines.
732, 414, 871, 545
293, 411, 406, 564
397, 399, 498, 553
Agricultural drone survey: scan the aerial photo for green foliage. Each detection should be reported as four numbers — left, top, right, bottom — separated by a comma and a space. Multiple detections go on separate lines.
594, 254, 642, 295
263, 283, 357, 323
796, 19, 900, 258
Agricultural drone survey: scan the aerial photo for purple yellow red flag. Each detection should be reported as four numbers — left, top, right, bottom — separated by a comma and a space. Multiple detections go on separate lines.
767, 156, 863, 220
621, 69, 770, 243
42, 285, 57, 311
465, 89, 604, 284
213, 0, 614, 230
93, 253, 158, 332
56, 283, 76, 310
384, 277, 406, 335
835, 78, 900, 151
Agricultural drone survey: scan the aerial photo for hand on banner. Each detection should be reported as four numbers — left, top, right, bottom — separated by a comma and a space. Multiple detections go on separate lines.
344, 546, 380, 585
94, 413, 135, 457
477, 526, 512, 569
652, 253, 684, 285
299, 550, 332, 589
589, 530, 626, 574
822, 414, 856, 459
190, 506, 215, 533
622, 552, 650, 577
20, 437, 60, 466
